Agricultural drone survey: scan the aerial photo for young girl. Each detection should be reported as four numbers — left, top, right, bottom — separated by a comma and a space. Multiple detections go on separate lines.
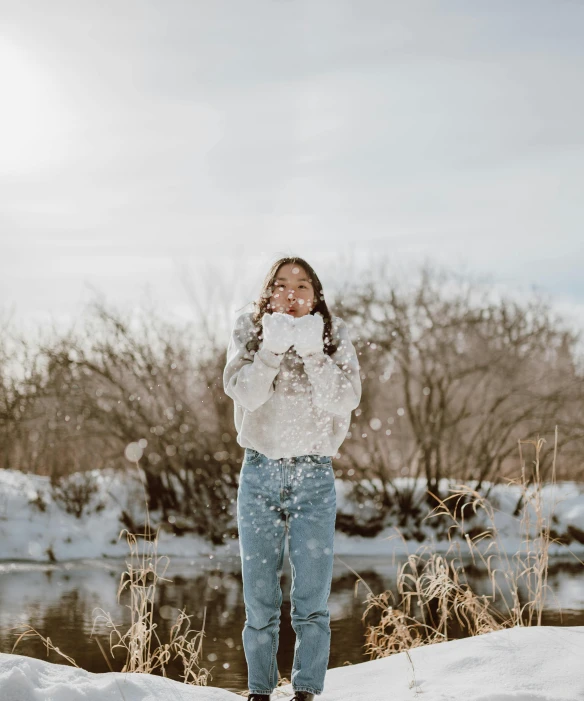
223, 256, 361, 701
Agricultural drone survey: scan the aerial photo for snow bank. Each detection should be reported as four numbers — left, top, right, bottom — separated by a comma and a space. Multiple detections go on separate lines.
1, 625, 583, 700
0, 468, 583, 562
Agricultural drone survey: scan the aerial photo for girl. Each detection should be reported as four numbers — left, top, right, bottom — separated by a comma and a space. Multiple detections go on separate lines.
223, 256, 361, 701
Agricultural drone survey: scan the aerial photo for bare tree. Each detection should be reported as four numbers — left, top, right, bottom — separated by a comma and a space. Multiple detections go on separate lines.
2, 256, 583, 543
336, 258, 584, 523
30, 298, 237, 543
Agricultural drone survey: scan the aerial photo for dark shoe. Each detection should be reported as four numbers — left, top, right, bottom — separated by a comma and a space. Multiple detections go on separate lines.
293, 693, 315, 701
248, 695, 270, 701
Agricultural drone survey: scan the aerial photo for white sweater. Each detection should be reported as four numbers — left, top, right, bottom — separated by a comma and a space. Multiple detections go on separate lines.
223, 311, 362, 459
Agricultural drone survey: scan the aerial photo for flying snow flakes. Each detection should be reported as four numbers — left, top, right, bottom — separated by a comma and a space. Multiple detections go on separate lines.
159, 605, 174, 620
124, 442, 143, 462
28, 541, 42, 558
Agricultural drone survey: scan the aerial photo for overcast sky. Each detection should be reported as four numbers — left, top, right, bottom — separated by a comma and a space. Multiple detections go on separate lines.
1, 0, 583, 333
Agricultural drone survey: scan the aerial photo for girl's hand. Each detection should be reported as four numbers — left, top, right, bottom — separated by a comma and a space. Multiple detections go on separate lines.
293, 312, 324, 357
261, 312, 295, 354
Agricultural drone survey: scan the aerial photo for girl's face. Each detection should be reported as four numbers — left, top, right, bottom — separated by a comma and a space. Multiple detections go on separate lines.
268, 263, 316, 318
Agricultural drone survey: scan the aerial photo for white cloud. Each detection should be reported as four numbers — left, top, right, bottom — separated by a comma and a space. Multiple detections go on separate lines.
1, 0, 583, 327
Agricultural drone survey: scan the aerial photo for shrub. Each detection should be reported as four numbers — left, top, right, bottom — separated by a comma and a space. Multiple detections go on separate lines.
50, 470, 105, 519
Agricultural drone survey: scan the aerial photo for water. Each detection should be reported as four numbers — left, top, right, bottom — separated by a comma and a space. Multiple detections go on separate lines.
0, 554, 582, 694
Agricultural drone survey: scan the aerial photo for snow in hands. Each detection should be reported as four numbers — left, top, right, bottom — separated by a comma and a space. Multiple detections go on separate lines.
262, 311, 326, 358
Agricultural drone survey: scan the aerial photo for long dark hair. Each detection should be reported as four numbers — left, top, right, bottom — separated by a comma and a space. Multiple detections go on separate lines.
244, 256, 338, 357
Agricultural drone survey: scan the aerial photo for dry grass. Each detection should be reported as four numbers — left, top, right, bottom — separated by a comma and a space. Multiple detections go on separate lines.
11, 455, 212, 690
359, 426, 583, 660
91, 455, 213, 684
11, 625, 80, 667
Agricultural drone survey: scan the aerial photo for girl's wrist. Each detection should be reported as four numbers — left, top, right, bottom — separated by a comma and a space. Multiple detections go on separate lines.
257, 346, 286, 367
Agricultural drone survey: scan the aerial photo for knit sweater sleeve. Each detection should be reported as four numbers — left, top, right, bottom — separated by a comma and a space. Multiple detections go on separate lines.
301, 316, 362, 416
223, 313, 283, 413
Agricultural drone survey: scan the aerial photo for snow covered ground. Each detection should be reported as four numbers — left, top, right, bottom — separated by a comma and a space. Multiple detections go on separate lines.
1, 625, 583, 700
0, 467, 583, 562
1, 468, 583, 699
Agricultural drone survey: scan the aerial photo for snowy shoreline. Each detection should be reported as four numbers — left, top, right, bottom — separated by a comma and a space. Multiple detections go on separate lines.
1, 468, 583, 563
1, 468, 584, 700
1, 625, 583, 700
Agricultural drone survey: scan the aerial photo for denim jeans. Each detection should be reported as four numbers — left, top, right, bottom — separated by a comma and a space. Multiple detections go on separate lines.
237, 447, 337, 696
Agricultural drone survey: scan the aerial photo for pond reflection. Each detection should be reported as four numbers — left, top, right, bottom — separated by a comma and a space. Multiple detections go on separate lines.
0, 554, 582, 694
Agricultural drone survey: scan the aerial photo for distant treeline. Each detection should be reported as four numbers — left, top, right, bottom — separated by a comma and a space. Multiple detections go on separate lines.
1, 262, 582, 542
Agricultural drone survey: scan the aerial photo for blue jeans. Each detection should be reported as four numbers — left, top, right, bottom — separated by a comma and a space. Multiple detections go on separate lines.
237, 447, 337, 696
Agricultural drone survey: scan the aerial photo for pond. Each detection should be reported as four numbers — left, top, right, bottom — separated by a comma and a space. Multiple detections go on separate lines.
0, 553, 582, 694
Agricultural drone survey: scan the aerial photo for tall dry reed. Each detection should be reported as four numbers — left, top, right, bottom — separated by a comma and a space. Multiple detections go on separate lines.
11, 453, 212, 689
359, 426, 582, 659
